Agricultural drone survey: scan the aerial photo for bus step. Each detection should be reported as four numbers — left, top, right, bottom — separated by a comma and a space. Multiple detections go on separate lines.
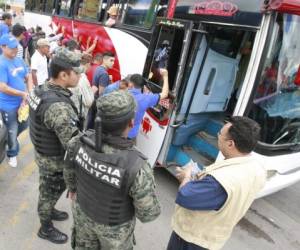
204, 119, 223, 137
182, 146, 213, 167
187, 134, 219, 161
196, 131, 218, 148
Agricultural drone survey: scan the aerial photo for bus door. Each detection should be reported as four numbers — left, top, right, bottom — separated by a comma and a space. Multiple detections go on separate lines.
136, 18, 193, 167
163, 25, 256, 170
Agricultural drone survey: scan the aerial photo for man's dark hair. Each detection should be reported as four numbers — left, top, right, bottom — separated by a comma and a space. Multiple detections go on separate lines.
49, 59, 72, 79
227, 116, 261, 153
12, 23, 26, 37
36, 26, 42, 32
2, 13, 12, 20
102, 116, 134, 136
129, 74, 144, 89
66, 39, 78, 51
93, 53, 103, 62
103, 51, 115, 58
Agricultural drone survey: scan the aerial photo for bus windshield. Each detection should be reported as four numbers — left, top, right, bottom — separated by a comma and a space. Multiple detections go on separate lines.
249, 13, 300, 147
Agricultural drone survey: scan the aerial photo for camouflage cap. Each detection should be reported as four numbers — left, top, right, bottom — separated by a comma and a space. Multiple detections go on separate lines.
96, 90, 136, 122
53, 47, 84, 73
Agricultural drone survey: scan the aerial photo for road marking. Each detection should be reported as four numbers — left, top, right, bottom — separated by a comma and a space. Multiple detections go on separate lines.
10, 160, 37, 189
8, 200, 29, 227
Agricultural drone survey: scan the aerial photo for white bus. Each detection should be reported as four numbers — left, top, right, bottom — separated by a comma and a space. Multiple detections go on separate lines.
25, 0, 300, 197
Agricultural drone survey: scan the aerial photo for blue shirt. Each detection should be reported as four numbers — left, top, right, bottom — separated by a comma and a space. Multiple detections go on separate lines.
0, 23, 10, 54
0, 23, 9, 37
103, 80, 120, 95
0, 55, 29, 111
92, 65, 110, 88
128, 88, 159, 138
176, 175, 228, 211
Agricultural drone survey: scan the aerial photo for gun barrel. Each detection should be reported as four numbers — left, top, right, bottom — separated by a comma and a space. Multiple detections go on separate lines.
95, 117, 102, 153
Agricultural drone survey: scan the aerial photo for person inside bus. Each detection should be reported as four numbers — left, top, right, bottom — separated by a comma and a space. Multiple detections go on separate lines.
168, 116, 266, 250
105, 5, 118, 28
127, 69, 169, 140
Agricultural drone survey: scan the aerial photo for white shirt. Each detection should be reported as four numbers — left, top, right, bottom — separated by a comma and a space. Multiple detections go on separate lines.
31, 50, 48, 85
16, 43, 23, 59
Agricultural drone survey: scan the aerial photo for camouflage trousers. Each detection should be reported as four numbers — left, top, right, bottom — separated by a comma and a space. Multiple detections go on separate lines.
38, 167, 66, 225
71, 201, 136, 250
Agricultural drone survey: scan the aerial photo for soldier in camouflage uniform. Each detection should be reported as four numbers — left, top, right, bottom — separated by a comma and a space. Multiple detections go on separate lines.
65, 90, 161, 249
28, 48, 83, 244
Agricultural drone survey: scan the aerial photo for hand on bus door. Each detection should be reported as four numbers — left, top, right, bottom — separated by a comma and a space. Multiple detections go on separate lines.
159, 68, 168, 78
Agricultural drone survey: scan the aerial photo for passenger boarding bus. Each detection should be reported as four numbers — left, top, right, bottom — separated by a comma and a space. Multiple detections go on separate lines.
25, 0, 300, 197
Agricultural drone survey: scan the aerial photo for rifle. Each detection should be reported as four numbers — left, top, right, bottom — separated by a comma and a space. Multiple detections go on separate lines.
79, 116, 102, 153
94, 117, 102, 153
78, 95, 85, 132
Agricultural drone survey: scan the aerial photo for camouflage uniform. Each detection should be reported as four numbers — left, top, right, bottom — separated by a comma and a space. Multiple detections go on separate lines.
66, 91, 161, 250
35, 82, 80, 224
32, 48, 84, 226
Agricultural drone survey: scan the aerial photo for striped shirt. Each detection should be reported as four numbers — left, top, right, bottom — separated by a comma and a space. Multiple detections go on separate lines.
17, 43, 23, 59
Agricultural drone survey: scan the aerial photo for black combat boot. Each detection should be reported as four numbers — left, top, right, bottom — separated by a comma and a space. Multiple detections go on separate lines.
51, 208, 69, 221
38, 223, 68, 244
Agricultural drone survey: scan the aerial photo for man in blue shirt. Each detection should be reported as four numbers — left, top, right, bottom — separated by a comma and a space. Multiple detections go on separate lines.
92, 51, 115, 97
0, 13, 12, 38
87, 52, 115, 129
0, 34, 30, 167
0, 13, 12, 55
128, 69, 169, 139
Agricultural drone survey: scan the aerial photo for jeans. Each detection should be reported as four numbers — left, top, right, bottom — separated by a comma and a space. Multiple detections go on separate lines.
0, 109, 28, 157
167, 232, 207, 250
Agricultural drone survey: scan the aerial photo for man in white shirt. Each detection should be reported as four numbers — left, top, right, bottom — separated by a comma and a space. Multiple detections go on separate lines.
31, 39, 50, 86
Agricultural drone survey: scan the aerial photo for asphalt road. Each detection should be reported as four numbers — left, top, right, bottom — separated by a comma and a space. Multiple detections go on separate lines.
0, 130, 299, 250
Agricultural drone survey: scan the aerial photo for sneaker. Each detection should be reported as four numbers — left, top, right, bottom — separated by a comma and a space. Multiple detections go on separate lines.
51, 208, 69, 221
8, 157, 17, 168
38, 225, 68, 244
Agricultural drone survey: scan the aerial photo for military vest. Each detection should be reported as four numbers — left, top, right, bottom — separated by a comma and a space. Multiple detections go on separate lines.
28, 85, 78, 157
73, 135, 145, 225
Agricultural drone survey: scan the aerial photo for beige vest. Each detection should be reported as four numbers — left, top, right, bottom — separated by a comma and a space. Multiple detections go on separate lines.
172, 156, 266, 250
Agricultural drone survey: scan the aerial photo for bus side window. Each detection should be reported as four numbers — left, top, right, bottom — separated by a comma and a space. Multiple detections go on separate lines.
56, 0, 75, 17
26, 0, 44, 12
45, 0, 57, 15
123, 0, 160, 29
104, 1, 126, 27
75, 0, 102, 21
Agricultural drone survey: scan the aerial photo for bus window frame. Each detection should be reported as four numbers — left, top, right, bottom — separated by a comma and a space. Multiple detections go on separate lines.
244, 13, 300, 156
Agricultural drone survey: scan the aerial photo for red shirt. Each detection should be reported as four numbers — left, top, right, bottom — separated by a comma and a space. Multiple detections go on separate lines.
86, 63, 100, 85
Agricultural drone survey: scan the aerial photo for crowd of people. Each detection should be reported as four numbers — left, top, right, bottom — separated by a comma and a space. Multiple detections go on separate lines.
0, 11, 267, 250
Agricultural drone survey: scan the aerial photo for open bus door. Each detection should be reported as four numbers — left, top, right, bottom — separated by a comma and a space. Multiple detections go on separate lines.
136, 18, 193, 167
